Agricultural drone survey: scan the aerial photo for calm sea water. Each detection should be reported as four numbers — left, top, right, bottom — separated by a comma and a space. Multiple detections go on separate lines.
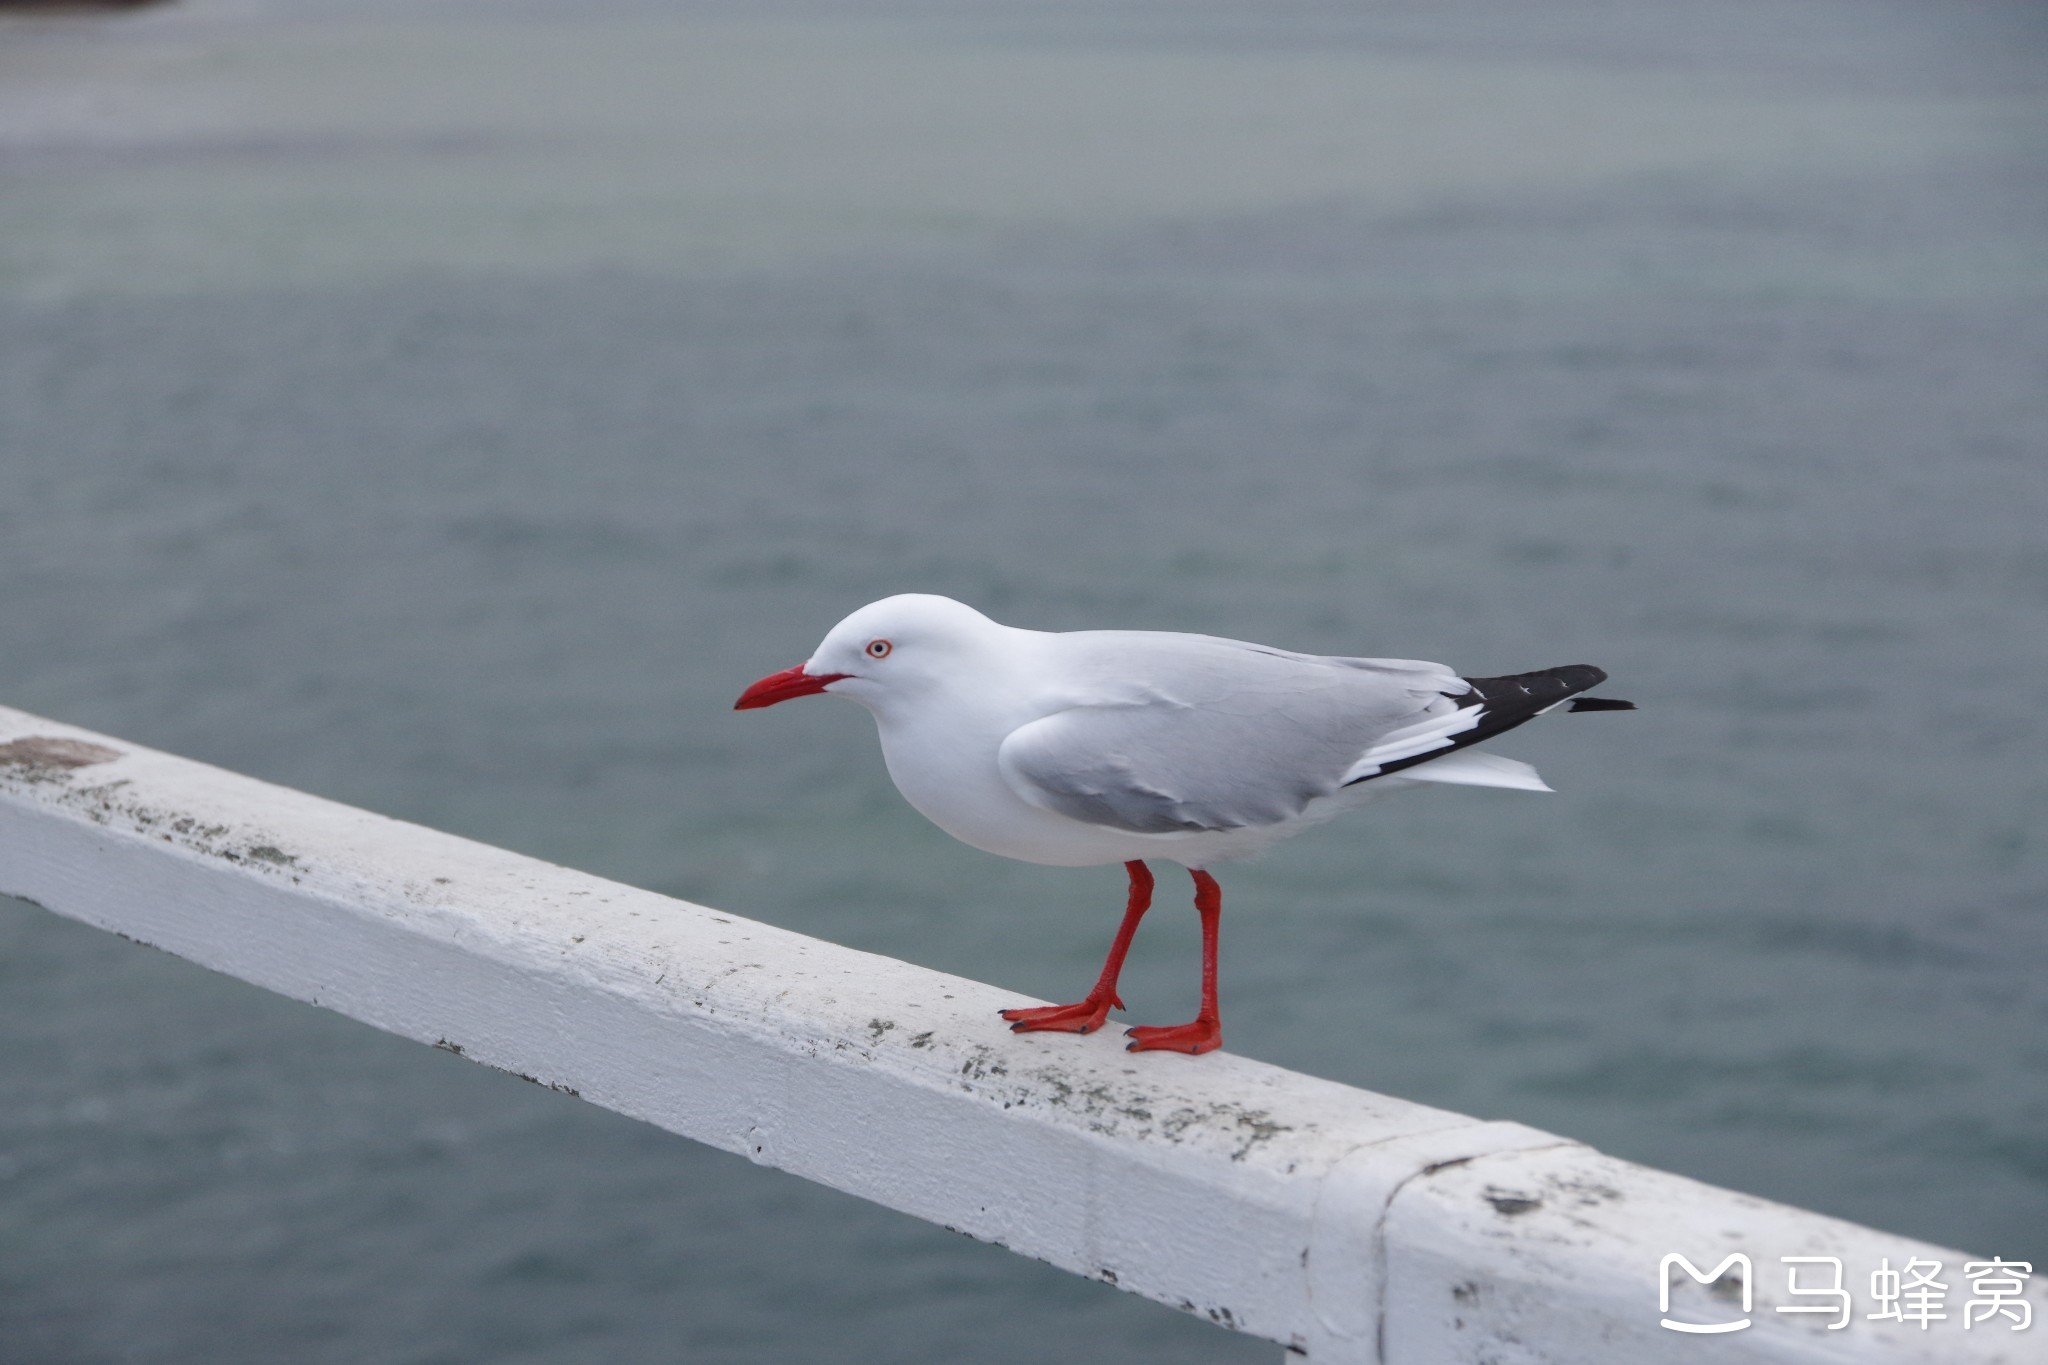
3, 2, 2045, 1361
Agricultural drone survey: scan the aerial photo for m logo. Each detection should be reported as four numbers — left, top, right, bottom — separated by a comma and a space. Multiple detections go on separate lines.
1660, 1252, 1753, 1334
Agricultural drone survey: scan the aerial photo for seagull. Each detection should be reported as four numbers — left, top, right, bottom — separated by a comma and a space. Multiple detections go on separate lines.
736, 594, 1633, 1055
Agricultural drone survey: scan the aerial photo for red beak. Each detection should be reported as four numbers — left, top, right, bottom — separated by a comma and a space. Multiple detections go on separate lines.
734, 664, 851, 710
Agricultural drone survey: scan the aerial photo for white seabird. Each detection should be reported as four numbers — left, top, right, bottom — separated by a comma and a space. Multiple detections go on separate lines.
737, 593, 1632, 1055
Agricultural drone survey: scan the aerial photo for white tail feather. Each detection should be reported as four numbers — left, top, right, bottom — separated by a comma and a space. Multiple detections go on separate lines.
1398, 750, 1552, 792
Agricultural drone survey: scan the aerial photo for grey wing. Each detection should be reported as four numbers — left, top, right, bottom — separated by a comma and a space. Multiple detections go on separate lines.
996, 635, 1463, 834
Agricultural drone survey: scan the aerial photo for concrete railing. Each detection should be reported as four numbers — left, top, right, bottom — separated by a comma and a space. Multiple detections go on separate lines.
0, 703, 2036, 1363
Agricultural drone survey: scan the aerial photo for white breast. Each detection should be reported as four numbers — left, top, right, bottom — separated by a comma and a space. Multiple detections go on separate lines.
871, 703, 1144, 867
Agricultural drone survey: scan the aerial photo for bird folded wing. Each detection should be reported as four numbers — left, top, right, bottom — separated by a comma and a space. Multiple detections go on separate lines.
997, 706, 1337, 833
1000, 633, 1474, 834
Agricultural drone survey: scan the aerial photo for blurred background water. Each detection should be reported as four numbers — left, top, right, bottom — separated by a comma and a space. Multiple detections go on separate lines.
2, 1, 2045, 1361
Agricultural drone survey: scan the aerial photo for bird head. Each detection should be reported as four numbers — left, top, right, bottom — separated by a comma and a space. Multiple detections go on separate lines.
734, 594, 1000, 713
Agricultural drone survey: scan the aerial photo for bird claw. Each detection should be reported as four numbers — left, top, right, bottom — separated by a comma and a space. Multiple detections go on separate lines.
1124, 1019, 1222, 1055
1001, 999, 1115, 1034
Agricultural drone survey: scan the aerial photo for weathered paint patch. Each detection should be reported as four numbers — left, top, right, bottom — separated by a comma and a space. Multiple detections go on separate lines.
0, 736, 122, 774
6, 767, 310, 878
1483, 1188, 1543, 1216
507, 1069, 581, 1098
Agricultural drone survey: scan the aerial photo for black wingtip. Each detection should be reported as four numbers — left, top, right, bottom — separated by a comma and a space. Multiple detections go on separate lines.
1568, 696, 1636, 712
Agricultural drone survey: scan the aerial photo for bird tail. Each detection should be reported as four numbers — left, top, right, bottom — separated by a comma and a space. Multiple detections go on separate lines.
1398, 750, 1554, 792
1343, 664, 1634, 789
1463, 664, 1634, 715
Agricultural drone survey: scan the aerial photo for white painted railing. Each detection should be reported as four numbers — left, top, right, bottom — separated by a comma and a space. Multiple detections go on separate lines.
0, 704, 2037, 1363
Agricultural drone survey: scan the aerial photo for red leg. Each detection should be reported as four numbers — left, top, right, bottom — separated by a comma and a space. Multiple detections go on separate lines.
1002, 861, 1154, 1035
1125, 869, 1223, 1055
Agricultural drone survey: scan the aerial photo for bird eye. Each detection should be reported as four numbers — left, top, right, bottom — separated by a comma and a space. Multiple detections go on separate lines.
865, 639, 893, 659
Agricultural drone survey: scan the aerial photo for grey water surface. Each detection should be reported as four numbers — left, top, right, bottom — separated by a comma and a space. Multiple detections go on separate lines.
3, 2, 2046, 1362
